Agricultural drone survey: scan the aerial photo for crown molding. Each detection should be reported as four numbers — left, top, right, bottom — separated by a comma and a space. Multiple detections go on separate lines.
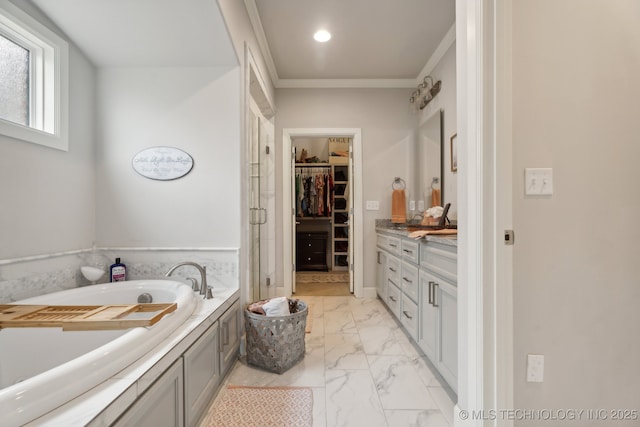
244, 0, 279, 85
276, 78, 417, 89
416, 23, 456, 83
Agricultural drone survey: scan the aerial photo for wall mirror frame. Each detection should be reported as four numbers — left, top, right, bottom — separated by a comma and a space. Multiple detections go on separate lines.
417, 108, 444, 211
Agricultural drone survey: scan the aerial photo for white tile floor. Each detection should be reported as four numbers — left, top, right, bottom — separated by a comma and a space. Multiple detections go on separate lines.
210, 296, 455, 427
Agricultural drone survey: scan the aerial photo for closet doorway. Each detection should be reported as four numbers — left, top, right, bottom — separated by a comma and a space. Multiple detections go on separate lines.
293, 137, 351, 295
282, 128, 364, 298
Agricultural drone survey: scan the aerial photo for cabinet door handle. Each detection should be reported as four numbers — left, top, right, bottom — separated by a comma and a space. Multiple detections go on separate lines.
403, 249, 413, 254
402, 276, 412, 283
389, 267, 397, 273
432, 282, 439, 307
402, 310, 413, 320
428, 281, 434, 305
377, 251, 381, 264
389, 295, 397, 302
389, 243, 397, 248
223, 323, 230, 346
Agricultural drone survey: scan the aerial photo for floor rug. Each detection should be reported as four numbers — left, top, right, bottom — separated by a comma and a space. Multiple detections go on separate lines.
202, 385, 313, 427
296, 271, 349, 283
295, 282, 351, 296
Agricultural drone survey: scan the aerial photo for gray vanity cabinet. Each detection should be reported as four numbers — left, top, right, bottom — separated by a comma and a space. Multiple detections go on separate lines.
219, 300, 241, 376
376, 247, 388, 301
183, 322, 220, 427
376, 230, 457, 392
419, 241, 458, 392
418, 270, 438, 362
114, 359, 184, 427
399, 239, 420, 340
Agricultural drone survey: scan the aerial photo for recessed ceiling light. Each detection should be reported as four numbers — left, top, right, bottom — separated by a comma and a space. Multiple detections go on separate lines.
313, 30, 331, 43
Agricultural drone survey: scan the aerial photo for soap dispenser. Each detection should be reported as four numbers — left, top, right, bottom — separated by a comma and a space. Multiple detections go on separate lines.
110, 258, 127, 282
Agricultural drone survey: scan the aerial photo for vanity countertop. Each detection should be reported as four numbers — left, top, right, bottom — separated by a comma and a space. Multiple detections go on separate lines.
376, 221, 458, 248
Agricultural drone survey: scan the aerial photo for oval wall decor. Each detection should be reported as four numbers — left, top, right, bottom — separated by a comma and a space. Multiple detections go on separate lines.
132, 146, 194, 181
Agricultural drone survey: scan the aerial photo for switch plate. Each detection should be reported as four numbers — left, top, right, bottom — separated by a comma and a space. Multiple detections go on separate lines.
365, 200, 379, 210
417, 200, 425, 211
409, 200, 416, 211
527, 354, 544, 382
525, 168, 553, 195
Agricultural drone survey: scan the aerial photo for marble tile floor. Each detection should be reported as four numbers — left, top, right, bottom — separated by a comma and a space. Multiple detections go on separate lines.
205, 296, 455, 427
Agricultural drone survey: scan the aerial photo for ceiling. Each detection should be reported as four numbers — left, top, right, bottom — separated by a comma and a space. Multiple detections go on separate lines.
30, 0, 237, 68
27, 0, 455, 88
248, 0, 455, 88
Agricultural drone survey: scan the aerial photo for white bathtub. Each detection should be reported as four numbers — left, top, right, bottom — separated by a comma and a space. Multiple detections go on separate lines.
0, 280, 198, 426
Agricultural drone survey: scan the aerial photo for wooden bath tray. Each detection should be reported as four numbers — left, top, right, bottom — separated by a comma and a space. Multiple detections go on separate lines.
0, 303, 177, 331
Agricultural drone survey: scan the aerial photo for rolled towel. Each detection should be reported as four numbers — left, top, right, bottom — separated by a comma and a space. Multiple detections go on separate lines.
391, 189, 407, 223
431, 188, 441, 207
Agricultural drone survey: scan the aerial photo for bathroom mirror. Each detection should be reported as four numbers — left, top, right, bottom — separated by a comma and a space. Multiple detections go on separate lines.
417, 109, 444, 210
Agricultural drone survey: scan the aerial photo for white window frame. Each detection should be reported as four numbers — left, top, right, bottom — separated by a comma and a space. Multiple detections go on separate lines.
0, 0, 68, 151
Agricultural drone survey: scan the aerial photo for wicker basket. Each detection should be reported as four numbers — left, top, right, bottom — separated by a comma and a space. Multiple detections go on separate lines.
244, 299, 308, 374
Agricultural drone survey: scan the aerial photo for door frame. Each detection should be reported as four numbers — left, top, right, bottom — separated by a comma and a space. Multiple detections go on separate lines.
282, 128, 364, 298
455, 0, 513, 425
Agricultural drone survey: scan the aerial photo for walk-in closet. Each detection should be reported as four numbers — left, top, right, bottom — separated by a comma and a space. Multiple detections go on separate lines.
293, 137, 352, 295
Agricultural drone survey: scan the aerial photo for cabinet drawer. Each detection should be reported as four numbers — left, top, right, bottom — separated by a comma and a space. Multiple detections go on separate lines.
400, 294, 418, 340
400, 262, 419, 303
386, 236, 401, 256
420, 242, 457, 283
376, 234, 387, 249
386, 255, 401, 287
386, 282, 402, 319
401, 239, 419, 265
302, 252, 326, 264
300, 238, 326, 251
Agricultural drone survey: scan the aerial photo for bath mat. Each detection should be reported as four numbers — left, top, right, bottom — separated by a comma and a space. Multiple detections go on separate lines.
295, 271, 349, 283
202, 385, 313, 427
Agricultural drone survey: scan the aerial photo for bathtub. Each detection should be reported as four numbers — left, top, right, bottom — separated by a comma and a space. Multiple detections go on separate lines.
0, 280, 198, 426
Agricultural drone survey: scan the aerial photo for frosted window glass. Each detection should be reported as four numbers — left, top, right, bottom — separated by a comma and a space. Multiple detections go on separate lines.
0, 34, 30, 126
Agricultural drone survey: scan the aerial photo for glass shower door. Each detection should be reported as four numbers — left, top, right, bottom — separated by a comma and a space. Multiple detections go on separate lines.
249, 110, 266, 301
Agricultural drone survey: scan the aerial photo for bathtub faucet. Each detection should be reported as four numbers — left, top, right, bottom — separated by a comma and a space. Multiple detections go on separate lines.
164, 262, 213, 299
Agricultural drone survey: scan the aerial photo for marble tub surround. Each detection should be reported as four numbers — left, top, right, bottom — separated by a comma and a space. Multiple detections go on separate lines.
25, 287, 239, 426
213, 296, 455, 427
0, 248, 239, 303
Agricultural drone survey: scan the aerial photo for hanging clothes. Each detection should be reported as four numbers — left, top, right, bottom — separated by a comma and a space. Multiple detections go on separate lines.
295, 166, 334, 218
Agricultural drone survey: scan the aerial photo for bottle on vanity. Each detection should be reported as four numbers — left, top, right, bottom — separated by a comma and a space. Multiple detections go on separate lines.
109, 258, 127, 282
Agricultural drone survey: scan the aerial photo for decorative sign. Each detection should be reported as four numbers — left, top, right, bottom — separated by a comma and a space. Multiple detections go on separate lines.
328, 137, 350, 143
132, 146, 194, 181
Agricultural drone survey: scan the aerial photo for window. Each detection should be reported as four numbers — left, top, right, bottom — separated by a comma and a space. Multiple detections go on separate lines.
0, 1, 68, 151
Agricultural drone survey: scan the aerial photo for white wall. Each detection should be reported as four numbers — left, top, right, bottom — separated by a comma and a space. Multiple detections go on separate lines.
95, 66, 241, 248
512, 0, 640, 419
274, 88, 416, 288
0, 0, 96, 260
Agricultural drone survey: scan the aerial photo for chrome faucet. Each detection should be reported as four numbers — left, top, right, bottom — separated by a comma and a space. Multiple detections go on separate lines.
165, 262, 213, 299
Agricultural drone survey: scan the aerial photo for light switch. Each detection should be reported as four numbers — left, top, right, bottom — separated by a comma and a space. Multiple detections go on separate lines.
525, 168, 553, 196
527, 354, 544, 382
409, 200, 416, 211
417, 200, 425, 211
365, 200, 379, 210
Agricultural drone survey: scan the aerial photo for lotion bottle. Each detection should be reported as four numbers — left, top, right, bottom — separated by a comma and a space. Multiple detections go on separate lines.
110, 257, 127, 282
